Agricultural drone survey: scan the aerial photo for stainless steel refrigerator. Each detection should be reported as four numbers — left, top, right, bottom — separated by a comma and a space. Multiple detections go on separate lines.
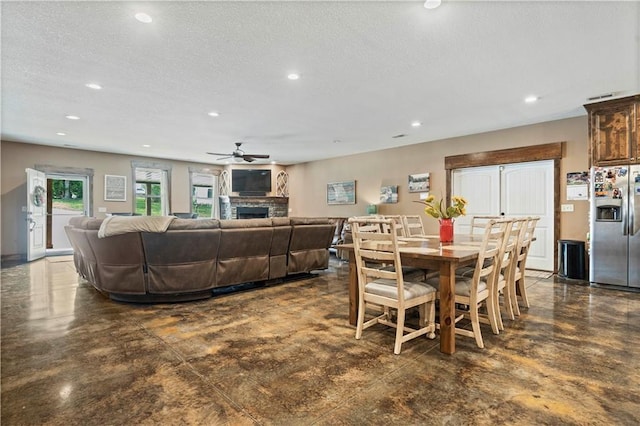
590, 165, 640, 288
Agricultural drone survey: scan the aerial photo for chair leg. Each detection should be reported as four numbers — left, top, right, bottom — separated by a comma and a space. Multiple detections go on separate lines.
510, 275, 521, 316
394, 309, 406, 355
494, 288, 505, 331
355, 300, 366, 340
517, 275, 530, 308
425, 300, 436, 339
418, 304, 426, 327
469, 303, 484, 349
485, 293, 500, 335
502, 284, 515, 321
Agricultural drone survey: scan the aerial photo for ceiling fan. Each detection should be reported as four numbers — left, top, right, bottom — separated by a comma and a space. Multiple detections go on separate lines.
207, 142, 270, 163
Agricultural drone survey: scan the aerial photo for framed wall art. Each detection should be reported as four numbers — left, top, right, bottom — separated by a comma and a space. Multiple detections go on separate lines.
327, 180, 356, 205
408, 172, 430, 193
104, 174, 127, 201
380, 185, 398, 204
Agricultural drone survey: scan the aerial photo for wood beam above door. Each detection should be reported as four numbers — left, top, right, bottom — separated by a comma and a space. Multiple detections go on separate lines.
444, 142, 563, 170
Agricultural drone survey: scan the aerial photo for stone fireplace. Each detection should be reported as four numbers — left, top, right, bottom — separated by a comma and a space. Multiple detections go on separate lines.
237, 207, 269, 219
220, 196, 289, 219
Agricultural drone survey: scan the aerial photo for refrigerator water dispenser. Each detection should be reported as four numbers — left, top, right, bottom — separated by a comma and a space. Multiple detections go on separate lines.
595, 198, 622, 222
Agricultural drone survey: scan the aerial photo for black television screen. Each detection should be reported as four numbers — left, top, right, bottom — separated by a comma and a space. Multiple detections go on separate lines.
231, 169, 272, 194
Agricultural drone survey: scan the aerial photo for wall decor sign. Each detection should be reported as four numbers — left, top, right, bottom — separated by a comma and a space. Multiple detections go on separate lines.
408, 172, 430, 193
327, 180, 356, 205
380, 185, 398, 204
104, 174, 127, 201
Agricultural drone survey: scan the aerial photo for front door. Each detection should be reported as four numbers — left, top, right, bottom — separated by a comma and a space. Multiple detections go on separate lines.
26, 168, 47, 261
47, 174, 88, 254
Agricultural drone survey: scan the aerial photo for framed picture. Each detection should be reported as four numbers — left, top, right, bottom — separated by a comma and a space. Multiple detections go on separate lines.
408, 172, 430, 193
327, 180, 356, 205
104, 174, 127, 201
380, 185, 398, 204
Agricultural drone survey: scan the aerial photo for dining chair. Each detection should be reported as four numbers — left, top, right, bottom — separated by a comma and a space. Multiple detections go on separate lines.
469, 215, 502, 235
349, 217, 437, 354
510, 216, 540, 315
402, 215, 425, 237
494, 217, 526, 328
382, 215, 406, 237
426, 218, 506, 348
459, 217, 517, 332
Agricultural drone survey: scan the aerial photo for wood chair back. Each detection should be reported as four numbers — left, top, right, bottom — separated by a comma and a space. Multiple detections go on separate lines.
402, 215, 424, 237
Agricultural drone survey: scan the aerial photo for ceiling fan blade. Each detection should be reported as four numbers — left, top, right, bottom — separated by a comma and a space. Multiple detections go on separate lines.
243, 153, 270, 159
206, 152, 231, 156
242, 156, 256, 162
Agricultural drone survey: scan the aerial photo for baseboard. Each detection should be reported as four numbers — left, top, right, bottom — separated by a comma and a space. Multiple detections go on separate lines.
1, 254, 27, 268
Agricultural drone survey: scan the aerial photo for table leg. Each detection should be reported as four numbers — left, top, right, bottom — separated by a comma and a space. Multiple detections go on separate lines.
439, 262, 456, 354
348, 251, 358, 326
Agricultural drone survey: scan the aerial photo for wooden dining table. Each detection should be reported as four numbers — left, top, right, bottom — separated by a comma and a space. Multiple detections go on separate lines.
336, 234, 485, 355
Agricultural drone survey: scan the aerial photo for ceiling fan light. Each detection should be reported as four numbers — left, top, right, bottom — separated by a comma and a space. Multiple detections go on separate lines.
233, 156, 243, 163
424, 0, 442, 9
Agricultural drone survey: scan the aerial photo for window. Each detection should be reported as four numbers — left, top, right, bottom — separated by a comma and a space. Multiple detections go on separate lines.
132, 162, 171, 216
190, 171, 219, 218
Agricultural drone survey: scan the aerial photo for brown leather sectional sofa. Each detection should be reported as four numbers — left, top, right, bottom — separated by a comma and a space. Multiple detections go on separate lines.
65, 216, 335, 302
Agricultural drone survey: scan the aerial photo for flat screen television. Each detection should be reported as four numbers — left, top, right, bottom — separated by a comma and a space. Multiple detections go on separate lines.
231, 169, 272, 195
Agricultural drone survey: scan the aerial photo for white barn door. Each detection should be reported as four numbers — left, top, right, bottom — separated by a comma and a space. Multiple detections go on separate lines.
452, 166, 500, 235
452, 160, 554, 271
501, 161, 554, 271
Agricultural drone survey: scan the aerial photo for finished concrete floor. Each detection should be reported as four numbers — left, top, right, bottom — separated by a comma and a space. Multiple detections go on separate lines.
2, 256, 639, 425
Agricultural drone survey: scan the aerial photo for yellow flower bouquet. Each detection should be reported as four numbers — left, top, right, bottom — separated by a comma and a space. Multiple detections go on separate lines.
422, 195, 467, 219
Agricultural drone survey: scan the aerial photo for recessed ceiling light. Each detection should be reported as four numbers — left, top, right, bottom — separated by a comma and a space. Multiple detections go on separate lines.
65, 115, 80, 120
208, 111, 220, 117
142, 144, 151, 148
85, 83, 102, 90
56, 132, 66, 136
270, 161, 276, 165
424, 0, 442, 9
135, 13, 152, 23
411, 121, 422, 127
287, 73, 300, 80
524, 95, 539, 103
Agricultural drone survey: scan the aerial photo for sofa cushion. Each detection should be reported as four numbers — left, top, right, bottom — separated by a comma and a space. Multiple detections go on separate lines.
220, 218, 273, 228
167, 218, 220, 230
142, 229, 220, 293
290, 217, 330, 225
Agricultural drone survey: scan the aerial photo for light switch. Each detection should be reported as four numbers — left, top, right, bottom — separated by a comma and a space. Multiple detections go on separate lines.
561, 204, 574, 212
98, 207, 107, 212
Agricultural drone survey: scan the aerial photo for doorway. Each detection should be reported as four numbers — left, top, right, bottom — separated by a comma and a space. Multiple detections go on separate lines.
452, 160, 555, 271
46, 174, 90, 255
445, 142, 562, 272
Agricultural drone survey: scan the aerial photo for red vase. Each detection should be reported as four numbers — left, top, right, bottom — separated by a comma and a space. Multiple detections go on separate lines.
439, 218, 454, 243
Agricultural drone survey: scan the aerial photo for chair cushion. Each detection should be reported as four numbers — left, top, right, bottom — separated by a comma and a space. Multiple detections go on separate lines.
424, 276, 488, 297
453, 277, 488, 296
380, 265, 424, 279
365, 279, 435, 300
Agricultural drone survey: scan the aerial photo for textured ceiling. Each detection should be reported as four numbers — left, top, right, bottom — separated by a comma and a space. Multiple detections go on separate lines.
2, 1, 639, 165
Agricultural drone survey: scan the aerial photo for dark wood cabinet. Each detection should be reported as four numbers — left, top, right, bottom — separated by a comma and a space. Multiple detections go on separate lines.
585, 94, 640, 166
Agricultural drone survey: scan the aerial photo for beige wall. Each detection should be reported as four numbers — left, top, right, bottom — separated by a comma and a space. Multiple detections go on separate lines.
2, 115, 590, 257
288, 116, 591, 238
0, 141, 284, 256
